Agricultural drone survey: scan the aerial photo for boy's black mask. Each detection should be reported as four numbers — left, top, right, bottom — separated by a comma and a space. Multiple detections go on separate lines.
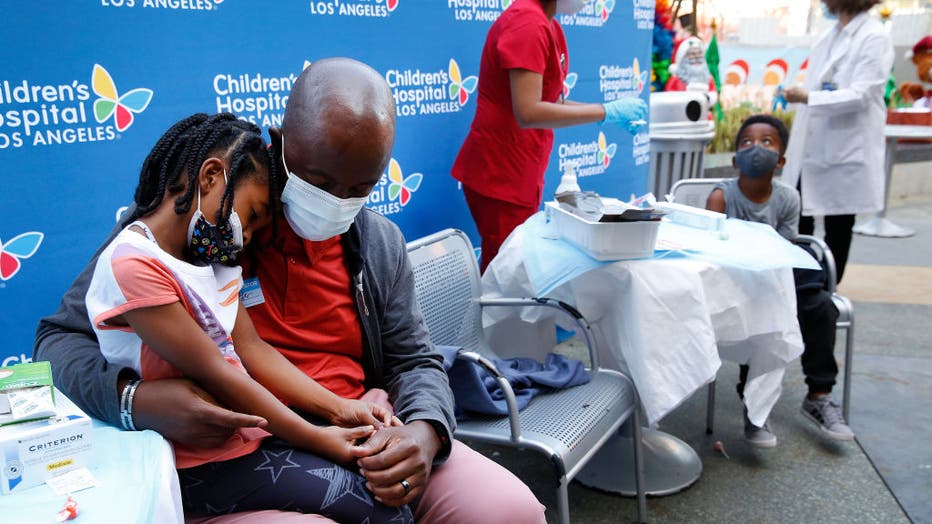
735, 145, 780, 179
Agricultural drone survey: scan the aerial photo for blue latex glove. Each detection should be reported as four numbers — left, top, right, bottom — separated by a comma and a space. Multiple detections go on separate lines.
602, 98, 648, 133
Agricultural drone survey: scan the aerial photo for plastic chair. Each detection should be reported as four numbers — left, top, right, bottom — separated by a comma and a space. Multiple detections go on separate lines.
406, 229, 647, 524
669, 178, 856, 430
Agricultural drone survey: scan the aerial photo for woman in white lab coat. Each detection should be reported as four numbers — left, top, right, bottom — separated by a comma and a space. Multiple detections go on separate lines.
782, 0, 893, 282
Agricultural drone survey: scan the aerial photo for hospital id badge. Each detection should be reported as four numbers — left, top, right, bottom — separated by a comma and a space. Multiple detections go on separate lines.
240, 277, 266, 308
821, 81, 838, 91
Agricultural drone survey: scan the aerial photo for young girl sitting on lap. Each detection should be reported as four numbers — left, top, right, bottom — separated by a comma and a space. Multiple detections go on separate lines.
85, 112, 410, 522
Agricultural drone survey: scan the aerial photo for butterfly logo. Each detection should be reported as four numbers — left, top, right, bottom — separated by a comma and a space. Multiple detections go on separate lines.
501, 0, 513, 8
387, 159, 423, 207
92, 64, 153, 133
0, 232, 44, 281
377, 0, 399, 11
595, 0, 614, 21
632, 58, 648, 94
597, 131, 617, 167
563, 72, 578, 99
448, 59, 478, 106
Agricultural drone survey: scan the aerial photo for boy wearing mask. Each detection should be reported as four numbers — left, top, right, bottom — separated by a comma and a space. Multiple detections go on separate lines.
706, 114, 854, 448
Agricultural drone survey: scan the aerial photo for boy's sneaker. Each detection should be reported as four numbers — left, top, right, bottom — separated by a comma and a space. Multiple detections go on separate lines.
743, 409, 777, 448
801, 395, 855, 441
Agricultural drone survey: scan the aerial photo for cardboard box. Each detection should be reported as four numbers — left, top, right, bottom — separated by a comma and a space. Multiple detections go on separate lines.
654, 201, 726, 232
887, 109, 932, 143
0, 389, 93, 494
0, 361, 56, 426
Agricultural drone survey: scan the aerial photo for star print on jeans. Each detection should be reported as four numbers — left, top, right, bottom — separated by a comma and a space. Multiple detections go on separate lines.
254, 448, 302, 483
178, 470, 207, 502
308, 466, 375, 509
389, 507, 412, 523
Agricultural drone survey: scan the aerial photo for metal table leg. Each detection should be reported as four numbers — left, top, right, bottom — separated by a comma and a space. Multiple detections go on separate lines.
576, 418, 703, 497
854, 136, 916, 238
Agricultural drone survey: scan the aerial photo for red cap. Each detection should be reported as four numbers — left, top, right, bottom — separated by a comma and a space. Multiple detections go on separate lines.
766, 59, 789, 74
912, 36, 932, 57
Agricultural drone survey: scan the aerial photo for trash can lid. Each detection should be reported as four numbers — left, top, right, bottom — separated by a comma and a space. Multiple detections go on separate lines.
649, 120, 715, 139
650, 91, 710, 123
649, 91, 715, 138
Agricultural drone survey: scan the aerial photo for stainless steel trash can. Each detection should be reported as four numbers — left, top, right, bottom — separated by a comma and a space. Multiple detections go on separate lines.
648, 91, 715, 197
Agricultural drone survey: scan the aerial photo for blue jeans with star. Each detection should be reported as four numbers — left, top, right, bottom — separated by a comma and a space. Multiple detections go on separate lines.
179, 437, 414, 523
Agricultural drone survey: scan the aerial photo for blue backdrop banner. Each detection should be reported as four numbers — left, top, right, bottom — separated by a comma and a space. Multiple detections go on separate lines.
0, 0, 652, 366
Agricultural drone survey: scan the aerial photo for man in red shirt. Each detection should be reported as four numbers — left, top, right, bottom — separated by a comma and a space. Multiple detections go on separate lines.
36, 59, 546, 523
451, 0, 648, 272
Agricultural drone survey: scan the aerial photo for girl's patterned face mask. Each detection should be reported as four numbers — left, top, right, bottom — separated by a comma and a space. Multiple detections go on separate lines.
187, 169, 244, 266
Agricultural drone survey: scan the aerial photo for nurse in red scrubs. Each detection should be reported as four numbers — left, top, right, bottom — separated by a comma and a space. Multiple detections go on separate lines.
452, 0, 648, 271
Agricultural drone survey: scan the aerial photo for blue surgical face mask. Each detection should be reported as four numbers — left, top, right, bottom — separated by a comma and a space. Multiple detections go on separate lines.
822, 3, 838, 20
186, 169, 244, 266
279, 134, 369, 241
735, 145, 780, 179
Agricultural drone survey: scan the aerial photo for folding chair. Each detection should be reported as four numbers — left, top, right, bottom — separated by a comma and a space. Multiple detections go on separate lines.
669, 178, 856, 430
669, 177, 725, 209
406, 229, 646, 524
669, 178, 726, 432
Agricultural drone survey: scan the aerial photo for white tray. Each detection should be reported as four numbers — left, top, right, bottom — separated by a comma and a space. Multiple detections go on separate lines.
545, 202, 660, 261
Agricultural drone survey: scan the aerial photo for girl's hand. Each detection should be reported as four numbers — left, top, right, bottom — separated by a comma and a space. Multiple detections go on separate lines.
318, 425, 377, 464
332, 398, 395, 428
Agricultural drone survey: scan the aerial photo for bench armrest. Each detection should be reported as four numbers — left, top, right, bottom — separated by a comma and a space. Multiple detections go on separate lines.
454, 349, 523, 442
479, 297, 601, 371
